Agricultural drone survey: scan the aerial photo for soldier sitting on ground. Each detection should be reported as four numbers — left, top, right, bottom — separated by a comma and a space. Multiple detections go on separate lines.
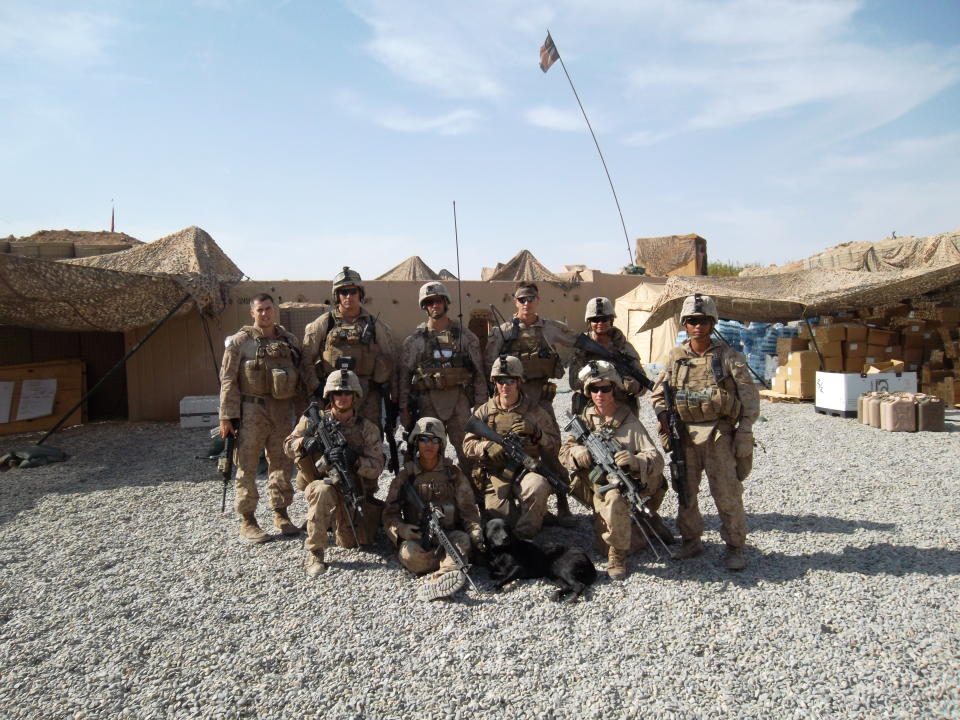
383, 417, 484, 601
284, 368, 385, 577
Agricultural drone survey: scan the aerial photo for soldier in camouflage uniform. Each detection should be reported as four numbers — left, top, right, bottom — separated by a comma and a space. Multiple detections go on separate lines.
284, 368, 385, 577
219, 293, 301, 543
559, 361, 667, 580
649, 294, 759, 571
300, 266, 397, 427
463, 355, 559, 540
398, 282, 487, 477
383, 417, 483, 601
483, 282, 577, 525
568, 297, 648, 415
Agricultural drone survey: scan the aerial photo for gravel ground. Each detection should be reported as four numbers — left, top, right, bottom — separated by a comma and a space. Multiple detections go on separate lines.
1, 392, 959, 720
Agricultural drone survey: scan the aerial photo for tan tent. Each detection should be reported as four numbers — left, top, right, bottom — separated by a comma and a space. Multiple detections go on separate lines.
635, 234, 707, 276
0, 226, 243, 332
613, 278, 679, 365
437, 268, 458, 281
374, 256, 440, 281
485, 249, 564, 284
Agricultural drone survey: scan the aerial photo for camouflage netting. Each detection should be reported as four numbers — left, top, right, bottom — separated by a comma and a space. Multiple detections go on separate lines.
484, 249, 566, 284
374, 256, 440, 281
635, 234, 707, 276
16, 229, 143, 247
437, 268, 458, 281
0, 226, 244, 332
639, 260, 960, 332
741, 230, 960, 275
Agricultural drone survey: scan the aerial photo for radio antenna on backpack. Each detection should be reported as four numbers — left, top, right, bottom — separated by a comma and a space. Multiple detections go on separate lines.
453, 201, 463, 327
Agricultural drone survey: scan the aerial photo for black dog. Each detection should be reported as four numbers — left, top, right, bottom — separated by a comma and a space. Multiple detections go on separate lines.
484, 518, 597, 602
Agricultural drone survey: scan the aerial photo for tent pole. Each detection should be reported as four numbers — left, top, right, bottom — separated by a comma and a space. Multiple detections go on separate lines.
36, 294, 193, 445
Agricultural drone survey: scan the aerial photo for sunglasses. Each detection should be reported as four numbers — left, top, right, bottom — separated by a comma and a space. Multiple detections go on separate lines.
588, 316, 612, 323
516, 296, 537, 304
422, 297, 446, 306
685, 317, 711, 326
332, 390, 354, 397
416, 435, 441, 445
494, 377, 518, 385
337, 288, 360, 297
589, 384, 614, 394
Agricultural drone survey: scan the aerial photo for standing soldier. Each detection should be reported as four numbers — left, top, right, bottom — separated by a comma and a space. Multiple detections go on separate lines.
218, 293, 301, 543
559, 362, 667, 580
483, 282, 577, 525
398, 281, 486, 476
300, 266, 397, 427
568, 297, 649, 414
463, 355, 559, 540
383, 417, 484, 601
284, 368, 385, 577
649, 294, 759, 571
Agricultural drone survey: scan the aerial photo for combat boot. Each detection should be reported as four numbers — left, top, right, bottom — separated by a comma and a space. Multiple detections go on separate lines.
645, 513, 677, 545
671, 538, 704, 560
239, 513, 269, 544
304, 550, 327, 577
607, 547, 627, 580
725, 546, 747, 571
554, 493, 577, 528
417, 570, 467, 601
273, 508, 301, 536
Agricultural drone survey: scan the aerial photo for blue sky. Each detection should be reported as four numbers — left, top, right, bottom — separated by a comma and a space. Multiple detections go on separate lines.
2, 0, 958, 280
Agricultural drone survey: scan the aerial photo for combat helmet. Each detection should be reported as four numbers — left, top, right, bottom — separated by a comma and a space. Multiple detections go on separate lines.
418, 281, 451, 308
332, 266, 364, 299
407, 416, 447, 452
584, 297, 615, 322
489, 354, 526, 382
680, 293, 718, 324
322, 368, 363, 401
577, 359, 624, 391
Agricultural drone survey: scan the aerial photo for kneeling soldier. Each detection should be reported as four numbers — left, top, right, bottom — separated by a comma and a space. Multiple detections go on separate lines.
284, 368, 385, 577
383, 417, 483, 601
559, 361, 666, 580
463, 355, 559, 540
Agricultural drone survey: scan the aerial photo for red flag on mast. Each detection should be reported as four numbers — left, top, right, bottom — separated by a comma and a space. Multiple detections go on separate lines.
539, 32, 559, 73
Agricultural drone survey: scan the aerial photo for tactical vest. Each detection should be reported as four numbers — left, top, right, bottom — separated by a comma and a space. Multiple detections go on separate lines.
399, 460, 458, 530
670, 352, 741, 424
505, 323, 562, 381
484, 402, 540, 460
411, 326, 473, 392
238, 326, 299, 400
317, 312, 390, 382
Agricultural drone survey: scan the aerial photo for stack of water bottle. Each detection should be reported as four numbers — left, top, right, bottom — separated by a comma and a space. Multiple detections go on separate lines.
741, 322, 770, 382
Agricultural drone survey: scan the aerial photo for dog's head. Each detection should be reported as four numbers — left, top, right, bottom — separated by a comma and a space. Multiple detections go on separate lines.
484, 518, 513, 552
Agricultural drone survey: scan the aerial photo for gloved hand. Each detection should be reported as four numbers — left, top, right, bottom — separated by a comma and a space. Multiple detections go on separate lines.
569, 445, 592, 469
601, 473, 623, 489
734, 431, 754, 459
485, 442, 505, 465
509, 419, 535, 438
397, 523, 421, 541
314, 455, 331, 475
301, 436, 320, 456
470, 530, 486, 554
614, 449, 641, 472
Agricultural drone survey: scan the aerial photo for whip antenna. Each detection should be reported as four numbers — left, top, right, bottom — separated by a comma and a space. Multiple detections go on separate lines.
453, 201, 463, 326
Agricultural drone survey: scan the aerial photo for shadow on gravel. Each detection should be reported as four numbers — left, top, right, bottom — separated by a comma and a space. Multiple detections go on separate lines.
734, 512, 896, 534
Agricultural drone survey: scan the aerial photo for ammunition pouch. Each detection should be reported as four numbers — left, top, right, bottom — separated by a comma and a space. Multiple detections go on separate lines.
240, 359, 270, 396
270, 367, 298, 400
518, 352, 562, 381
412, 365, 473, 392
674, 387, 740, 424
541, 381, 558, 402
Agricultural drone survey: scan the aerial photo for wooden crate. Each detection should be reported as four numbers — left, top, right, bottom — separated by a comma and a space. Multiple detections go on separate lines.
0, 359, 86, 435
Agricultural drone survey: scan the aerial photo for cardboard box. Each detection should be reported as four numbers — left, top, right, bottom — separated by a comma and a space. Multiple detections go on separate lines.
843, 357, 864, 373
786, 379, 814, 398
777, 337, 809, 354
786, 364, 816, 386
817, 341, 843, 358
865, 360, 905, 374
902, 331, 930, 349
866, 344, 887, 358
903, 347, 923, 363
798, 323, 813, 339
843, 341, 868, 358
937, 307, 960, 323
822, 356, 844, 372
814, 325, 846, 342
180, 395, 219, 429
884, 345, 903, 360
787, 350, 820, 367
814, 370, 918, 414
842, 324, 868, 342
771, 370, 788, 394
867, 328, 898, 345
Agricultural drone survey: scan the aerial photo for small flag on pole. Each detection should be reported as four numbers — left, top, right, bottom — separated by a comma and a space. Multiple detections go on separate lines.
539, 32, 559, 73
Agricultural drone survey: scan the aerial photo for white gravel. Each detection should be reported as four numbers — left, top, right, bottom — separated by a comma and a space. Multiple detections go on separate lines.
1, 393, 959, 720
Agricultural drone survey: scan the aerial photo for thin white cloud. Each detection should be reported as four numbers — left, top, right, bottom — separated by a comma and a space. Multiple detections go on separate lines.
524, 105, 583, 132
819, 132, 960, 174
335, 88, 480, 135
0, 5, 118, 65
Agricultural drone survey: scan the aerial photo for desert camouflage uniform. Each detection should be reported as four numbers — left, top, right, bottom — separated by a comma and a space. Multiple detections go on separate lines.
219, 325, 299, 516
462, 393, 559, 539
568, 327, 647, 412
284, 409, 385, 552
559, 404, 665, 552
300, 307, 398, 426
650, 339, 760, 548
398, 320, 487, 472
383, 458, 482, 575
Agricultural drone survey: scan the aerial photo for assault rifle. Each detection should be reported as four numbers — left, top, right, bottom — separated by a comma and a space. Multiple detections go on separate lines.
304, 402, 364, 543
403, 480, 480, 594
573, 333, 654, 392
218, 420, 239, 513
661, 380, 689, 508
359, 312, 380, 345
381, 387, 400, 474
564, 413, 672, 559
464, 415, 569, 495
